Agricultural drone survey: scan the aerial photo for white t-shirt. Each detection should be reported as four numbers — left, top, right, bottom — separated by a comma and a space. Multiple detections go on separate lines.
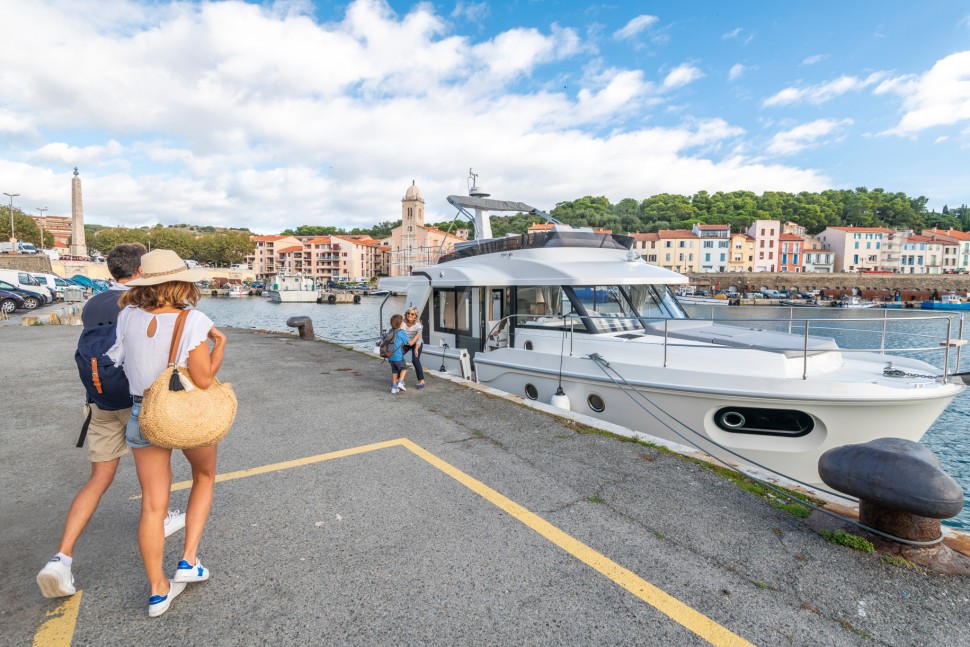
108, 307, 214, 396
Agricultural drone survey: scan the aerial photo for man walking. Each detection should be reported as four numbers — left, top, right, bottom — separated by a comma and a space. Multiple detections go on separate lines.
36, 243, 185, 598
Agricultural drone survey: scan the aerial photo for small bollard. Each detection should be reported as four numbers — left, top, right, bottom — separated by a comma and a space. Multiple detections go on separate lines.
286, 316, 315, 340
819, 438, 964, 543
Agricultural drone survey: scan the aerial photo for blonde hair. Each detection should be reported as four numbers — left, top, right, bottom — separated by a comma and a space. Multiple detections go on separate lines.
120, 282, 201, 310
405, 308, 418, 318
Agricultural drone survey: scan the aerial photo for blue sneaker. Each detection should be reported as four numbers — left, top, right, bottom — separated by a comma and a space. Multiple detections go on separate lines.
148, 580, 186, 617
173, 559, 210, 583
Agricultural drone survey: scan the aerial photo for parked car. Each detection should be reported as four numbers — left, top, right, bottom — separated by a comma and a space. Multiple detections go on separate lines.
0, 288, 26, 314
0, 279, 46, 309
0, 269, 53, 303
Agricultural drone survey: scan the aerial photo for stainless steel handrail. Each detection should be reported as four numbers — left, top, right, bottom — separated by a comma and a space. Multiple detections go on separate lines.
487, 310, 963, 376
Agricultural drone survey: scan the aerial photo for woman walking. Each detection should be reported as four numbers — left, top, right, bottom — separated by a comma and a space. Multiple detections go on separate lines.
108, 249, 226, 617
401, 307, 425, 389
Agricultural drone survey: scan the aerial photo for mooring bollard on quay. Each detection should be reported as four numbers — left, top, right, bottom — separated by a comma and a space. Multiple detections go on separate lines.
819, 437, 969, 572
286, 315, 315, 340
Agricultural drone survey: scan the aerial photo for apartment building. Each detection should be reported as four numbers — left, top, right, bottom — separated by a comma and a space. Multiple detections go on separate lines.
921, 228, 970, 272
814, 227, 893, 272
629, 232, 661, 265
778, 234, 804, 273
747, 219, 779, 272
248, 235, 303, 278
801, 238, 835, 273
692, 224, 730, 272
653, 229, 701, 273
727, 233, 755, 272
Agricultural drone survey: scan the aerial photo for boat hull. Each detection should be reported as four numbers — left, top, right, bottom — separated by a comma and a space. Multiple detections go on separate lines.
266, 290, 318, 303
473, 348, 960, 486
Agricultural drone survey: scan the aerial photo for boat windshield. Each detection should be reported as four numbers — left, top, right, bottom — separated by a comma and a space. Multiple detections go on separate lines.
515, 284, 687, 333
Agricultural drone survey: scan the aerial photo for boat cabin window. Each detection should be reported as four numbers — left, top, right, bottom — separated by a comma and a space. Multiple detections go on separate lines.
514, 284, 687, 334
433, 288, 471, 334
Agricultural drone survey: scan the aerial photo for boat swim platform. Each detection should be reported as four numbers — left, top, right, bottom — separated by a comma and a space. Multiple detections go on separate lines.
3, 325, 968, 646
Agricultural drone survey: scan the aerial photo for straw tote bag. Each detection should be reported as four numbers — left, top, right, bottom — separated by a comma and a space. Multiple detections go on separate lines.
139, 310, 237, 449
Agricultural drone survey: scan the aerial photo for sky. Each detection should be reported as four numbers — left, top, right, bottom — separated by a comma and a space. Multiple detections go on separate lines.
1, 0, 969, 234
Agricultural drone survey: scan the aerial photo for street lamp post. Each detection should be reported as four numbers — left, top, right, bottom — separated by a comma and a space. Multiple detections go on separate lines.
4, 192, 20, 244
36, 207, 47, 249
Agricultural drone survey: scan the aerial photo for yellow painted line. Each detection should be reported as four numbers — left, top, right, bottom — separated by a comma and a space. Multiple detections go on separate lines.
33, 591, 83, 647
399, 438, 753, 647
125, 437, 751, 645
131, 438, 406, 498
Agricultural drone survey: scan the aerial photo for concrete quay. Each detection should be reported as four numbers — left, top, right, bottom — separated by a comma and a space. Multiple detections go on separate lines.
2, 325, 969, 646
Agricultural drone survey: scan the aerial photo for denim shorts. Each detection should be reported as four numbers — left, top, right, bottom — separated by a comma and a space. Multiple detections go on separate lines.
125, 400, 153, 449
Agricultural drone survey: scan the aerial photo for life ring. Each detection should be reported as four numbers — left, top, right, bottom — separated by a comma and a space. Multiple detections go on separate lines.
353, 294, 361, 304
327, 294, 336, 304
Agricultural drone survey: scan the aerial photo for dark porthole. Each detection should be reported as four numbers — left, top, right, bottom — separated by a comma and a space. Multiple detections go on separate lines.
587, 393, 606, 413
524, 340, 534, 350
713, 407, 814, 437
524, 384, 539, 400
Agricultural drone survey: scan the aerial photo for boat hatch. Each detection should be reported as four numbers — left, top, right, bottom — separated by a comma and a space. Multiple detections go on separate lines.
640, 321, 838, 357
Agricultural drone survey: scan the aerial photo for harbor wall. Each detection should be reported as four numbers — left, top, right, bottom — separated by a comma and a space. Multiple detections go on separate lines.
685, 272, 970, 294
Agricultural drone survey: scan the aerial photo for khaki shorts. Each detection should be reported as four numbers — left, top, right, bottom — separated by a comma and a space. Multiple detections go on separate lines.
85, 403, 131, 462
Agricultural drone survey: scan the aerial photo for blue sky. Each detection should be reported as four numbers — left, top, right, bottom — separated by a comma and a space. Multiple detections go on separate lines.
1, 0, 969, 233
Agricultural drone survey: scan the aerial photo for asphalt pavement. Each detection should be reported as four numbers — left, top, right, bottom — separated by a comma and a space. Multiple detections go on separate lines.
2, 324, 969, 646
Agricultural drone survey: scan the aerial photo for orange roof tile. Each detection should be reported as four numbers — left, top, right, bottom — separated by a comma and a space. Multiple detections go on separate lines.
657, 229, 698, 239
278, 245, 302, 253
251, 235, 285, 242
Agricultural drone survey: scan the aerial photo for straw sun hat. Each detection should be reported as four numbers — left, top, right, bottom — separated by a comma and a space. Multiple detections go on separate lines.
127, 249, 209, 286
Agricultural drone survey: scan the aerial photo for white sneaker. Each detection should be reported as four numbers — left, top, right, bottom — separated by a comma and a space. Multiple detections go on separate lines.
37, 556, 76, 598
148, 580, 186, 617
397, 382, 406, 391
391, 387, 399, 394
163, 510, 186, 538
173, 559, 210, 583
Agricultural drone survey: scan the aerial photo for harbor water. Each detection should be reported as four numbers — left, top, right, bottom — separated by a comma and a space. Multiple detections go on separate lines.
199, 294, 970, 531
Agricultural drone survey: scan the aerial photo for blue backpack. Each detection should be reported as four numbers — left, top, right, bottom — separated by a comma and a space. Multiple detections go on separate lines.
75, 324, 132, 411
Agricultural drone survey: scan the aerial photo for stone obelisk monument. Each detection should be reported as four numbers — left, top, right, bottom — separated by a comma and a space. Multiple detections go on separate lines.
69, 167, 87, 258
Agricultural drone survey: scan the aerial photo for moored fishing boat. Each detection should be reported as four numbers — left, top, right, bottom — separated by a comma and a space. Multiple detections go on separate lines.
379, 173, 965, 486
266, 273, 318, 303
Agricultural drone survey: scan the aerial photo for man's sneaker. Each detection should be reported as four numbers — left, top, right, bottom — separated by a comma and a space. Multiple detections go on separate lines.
397, 382, 406, 391
36, 557, 75, 598
417, 383, 425, 390
173, 559, 210, 583
391, 387, 398, 394
148, 580, 186, 617
163, 510, 186, 538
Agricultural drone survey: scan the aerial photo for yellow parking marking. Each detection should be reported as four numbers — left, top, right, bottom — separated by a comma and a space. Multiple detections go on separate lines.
399, 439, 753, 647
127, 437, 751, 646
33, 591, 82, 647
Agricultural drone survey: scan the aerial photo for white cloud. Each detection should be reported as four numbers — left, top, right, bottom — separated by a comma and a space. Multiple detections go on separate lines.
722, 27, 753, 45
802, 54, 828, 66
722, 27, 742, 39
876, 51, 970, 136
614, 14, 658, 40
663, 64, 703, 90
0, 0, 832, 232
451, 2, 489, 24
763, 72, 886, 107
767, 118, 853, 156
728, 64, 745, 81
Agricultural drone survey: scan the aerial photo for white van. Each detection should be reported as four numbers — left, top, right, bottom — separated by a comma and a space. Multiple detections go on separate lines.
31, 273, 75, 301
0, 269, 54, 303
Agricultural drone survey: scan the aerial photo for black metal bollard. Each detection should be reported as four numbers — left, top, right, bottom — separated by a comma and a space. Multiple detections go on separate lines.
819, 438, 964, 543
286, 316, 315, 340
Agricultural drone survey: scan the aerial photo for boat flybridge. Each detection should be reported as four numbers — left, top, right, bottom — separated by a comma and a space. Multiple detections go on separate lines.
379, 185, 965, 486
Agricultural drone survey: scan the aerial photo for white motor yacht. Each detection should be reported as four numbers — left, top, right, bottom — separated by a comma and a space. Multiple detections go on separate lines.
380, 177, 965, 486
266, 273, 318, 303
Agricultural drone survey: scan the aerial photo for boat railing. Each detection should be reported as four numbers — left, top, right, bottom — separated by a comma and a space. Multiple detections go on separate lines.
489, 311, 966, 382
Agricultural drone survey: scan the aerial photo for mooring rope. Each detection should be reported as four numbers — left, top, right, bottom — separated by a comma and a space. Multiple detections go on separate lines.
584, 352, 945, 547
